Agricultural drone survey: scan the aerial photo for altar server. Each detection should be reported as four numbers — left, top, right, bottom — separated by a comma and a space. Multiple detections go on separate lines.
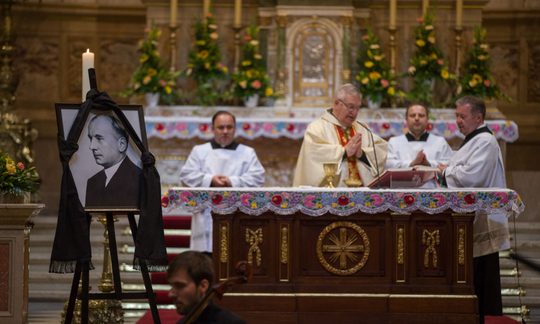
438, 96, 507, 323
386, 103, 453, 170
293, 83, 387, 187
180, 111, 265, 253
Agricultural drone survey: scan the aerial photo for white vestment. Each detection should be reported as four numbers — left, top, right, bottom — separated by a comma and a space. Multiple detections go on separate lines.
293, 110, 387, 187
179, 142, 265, 252
386, 133, 454, 188
444, 125, 509, 257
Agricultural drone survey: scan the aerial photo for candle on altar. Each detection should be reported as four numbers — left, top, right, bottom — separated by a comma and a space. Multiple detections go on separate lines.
422, 0, 429, 15
456, 0, 463, 28
82, 49, 94, 101
203, 0, 210, 17
389, 0, 397, 28
170, 0, 177, 27
234, 0, 242, 27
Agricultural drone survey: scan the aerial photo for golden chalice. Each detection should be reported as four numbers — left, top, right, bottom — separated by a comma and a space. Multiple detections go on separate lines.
323, 162, 339, 188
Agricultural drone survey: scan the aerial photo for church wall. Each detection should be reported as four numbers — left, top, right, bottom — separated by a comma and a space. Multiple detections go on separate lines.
7, 0, 540, 216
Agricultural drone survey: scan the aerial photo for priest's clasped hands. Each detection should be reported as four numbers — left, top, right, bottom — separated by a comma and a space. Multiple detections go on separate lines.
211, 175, 232, 187
345, 133, 364, 158
410, 150, 430, 167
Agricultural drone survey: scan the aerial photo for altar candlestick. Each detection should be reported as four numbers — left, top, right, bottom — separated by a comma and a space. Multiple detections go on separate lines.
234, 0, 242, 27
82, 49, 94, 101
456, 0, 463, 29
389, 0, 397, 29
170, 0, 177, 27
203, 0, 210, 17
422, 0, 429, 16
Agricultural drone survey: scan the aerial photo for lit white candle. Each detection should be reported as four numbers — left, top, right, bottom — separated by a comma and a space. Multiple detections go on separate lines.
422, 0, 429, 16
234, 0, 242, 27
82, 48, 94, 101
203, 0, 210, 17
389, 0, 397, 28
170, 0, 177, 27
456, 0, 463, 28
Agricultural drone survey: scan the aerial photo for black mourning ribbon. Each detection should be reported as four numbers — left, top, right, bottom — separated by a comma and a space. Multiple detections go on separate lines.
49, 90, 168, 273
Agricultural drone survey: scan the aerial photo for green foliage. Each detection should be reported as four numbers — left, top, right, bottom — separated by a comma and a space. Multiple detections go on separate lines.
124, 26, 178, 100
0, 152, 40, 196
407, 13, 454, 105
231, 25, 274, 101
458, 27, 510, 101
354, 29, 404, 106
185, 14, 229, 106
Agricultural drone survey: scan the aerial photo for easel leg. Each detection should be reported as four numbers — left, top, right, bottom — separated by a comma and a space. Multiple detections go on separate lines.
64, 261, 82, 324
106, 212, 123, 299
81, 261, 90, 324
128, 212, 161, 324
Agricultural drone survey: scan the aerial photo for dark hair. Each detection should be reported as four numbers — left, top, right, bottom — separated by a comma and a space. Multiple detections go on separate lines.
167, 251, 215, 286
211, 110, 236, 127
455, 95, 486, 119
88, 114, 128, 141
405, 102, 429, 117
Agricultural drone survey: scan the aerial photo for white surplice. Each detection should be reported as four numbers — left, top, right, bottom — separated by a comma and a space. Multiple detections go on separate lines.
444, 125, 509, 257
386, 133, 454, 188
179, 142, 265, 252
293, 110, 387, 187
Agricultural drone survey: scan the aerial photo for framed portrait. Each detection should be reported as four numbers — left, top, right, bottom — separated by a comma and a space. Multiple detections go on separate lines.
55, 104, 148, 209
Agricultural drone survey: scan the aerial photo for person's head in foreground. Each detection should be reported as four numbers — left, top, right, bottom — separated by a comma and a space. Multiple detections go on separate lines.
406, 102, 430, 139
212, 110, 237, 147
332, 83, 362, 128
455, 95, 486, 137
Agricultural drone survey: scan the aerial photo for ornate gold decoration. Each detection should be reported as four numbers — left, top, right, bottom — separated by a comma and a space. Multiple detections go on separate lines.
422, 229, 440, 268
245, 228, 263, 266
341, 69, 351, 83
220, 224, 229, 264
280, 225, 289, 264
316, 221, 370, 276
458, 227, 465, 265
276, 15, 288, 28
397, 227, 404, 265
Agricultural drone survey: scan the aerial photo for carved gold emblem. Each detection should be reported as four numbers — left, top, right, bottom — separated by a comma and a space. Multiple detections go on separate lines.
219, 224, 229, 264
458, 228, 465, 265
397, 227, 404, 265
280, 226, 289, 264
422, 229, 440, 268
316, 221, 370, 275
246, 228, 263, 266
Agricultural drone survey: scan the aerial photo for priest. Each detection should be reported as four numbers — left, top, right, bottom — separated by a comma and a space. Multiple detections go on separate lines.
438, 96, 508, 324
386, 103, 453, 187
293, 84, 387, 187
179, 111, 265, 253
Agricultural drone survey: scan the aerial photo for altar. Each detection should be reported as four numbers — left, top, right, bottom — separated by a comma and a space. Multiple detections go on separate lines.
164, 187, 524, 324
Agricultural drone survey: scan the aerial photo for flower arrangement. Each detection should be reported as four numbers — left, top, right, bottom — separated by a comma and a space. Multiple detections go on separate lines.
458, 27, 509, 101
185, 13, 229, 106
407, 13, 453, 105
0, 151, 39, 197
231, 25, 273, 104
124, 26, 178, 100
354, 29, 404, 107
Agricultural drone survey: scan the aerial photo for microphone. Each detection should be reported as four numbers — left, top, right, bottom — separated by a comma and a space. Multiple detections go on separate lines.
356, 121, 380, 179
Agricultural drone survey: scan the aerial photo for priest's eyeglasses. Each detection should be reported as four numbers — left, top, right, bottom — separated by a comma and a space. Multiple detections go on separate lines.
337, 99, 361, 112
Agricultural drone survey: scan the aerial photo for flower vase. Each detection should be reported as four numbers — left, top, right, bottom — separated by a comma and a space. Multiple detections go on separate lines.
367, 98, 382, 109
145, 93, 160, 108
0, 192, 30, 204
244, 94, 259, 108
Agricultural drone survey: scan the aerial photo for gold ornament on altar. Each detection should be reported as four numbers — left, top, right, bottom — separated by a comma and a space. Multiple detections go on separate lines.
344, 171, 362, 188
316, 221, 370, 276
322, 162, 339, 188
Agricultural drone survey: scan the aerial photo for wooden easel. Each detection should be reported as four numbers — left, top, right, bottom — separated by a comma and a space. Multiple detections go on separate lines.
63, 209, 161, 324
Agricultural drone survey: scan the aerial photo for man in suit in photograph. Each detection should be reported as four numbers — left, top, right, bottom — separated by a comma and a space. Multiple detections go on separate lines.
85, 114, 141, 208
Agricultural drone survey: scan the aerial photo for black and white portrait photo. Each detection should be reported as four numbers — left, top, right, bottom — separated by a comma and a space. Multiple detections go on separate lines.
55, 104, 148, 209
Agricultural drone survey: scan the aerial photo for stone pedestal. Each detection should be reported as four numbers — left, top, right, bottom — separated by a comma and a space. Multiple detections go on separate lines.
0, 203, 44, 324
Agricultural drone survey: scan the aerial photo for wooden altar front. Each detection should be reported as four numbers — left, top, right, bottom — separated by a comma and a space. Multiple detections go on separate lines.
164, 188, 525, 324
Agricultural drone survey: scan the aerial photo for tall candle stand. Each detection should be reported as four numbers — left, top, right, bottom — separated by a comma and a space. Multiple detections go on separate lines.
169, 25, 179, 72
232, 25, 244, 72
388, 27, 397, 76
454, 27, 463, 79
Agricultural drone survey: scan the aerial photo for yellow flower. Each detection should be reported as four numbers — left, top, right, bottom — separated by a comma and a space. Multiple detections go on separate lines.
408, 66, 416, 74
147, 68, 157, 76
139, 54, 149, 63
420, 60, 427, 65
208, 24, 217, 30
249, 40, 259, 46
196, 40, 206, 46
425, 25, 434, 31
478, 55, 487, 61
198, 50, 209, 59
6, 161, 16, 174
210, 32, 219, 40
373, 55, 383, 61
246, 70, 254, 78
254, 54, 262, 60
239, 80, 247, 88
143, 75, 152, 85
165, 85, 172, 94
331, 203, 337, 208
473, 74, 483, 82
361, 77, 369, 84
369, 44, 380, 49
369, 71, 381, 80
428, 36, 436, 44
416, 39, 426, 47
241, 60, 252, 67
430, 53, 438, 60
315, 202, 322, 208
188, 200, 196, 206
387, 87, 395, 95
251, 201, 257, 209
204, 62, 210, 69
441, 70, 449, 79
281, 202, 287, 208
480, 44, 489, 50
365, 202, 371, 207
469, 79, 478, 87
364, 61, 374, 68
265, 87, 273, 97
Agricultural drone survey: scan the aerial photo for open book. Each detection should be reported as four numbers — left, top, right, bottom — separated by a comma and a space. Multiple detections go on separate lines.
367, 166, 439, 189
